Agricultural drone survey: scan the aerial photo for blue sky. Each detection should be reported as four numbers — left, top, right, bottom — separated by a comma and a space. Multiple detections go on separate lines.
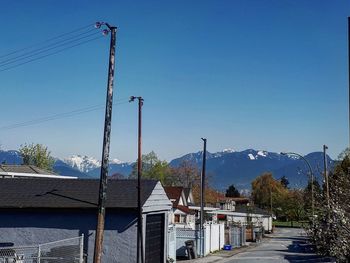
0, 0, 349, 161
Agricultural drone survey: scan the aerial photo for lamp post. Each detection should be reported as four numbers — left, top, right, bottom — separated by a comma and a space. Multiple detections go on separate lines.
200, 138, 207, 258
129, 96, 144, 263
93, 21, 117, 263
280, 152, 314, 220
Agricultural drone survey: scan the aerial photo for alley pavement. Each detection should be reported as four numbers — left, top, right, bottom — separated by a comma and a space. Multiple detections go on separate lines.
183, 228, 335, 263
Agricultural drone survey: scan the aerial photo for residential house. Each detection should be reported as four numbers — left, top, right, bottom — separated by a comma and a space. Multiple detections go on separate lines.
208, 205, 273, 233
0, 178, 172, 263
164, 186, 195, 229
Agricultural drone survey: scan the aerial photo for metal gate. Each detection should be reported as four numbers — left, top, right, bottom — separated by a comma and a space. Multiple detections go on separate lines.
0, 235, 84, 263
145, 214, 165, 263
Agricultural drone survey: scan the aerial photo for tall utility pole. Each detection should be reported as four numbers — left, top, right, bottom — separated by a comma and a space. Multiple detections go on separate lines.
93, 22, 117, 263
323, 145, 330, 208
200, 138, 207, 258
129, 96, 144, 263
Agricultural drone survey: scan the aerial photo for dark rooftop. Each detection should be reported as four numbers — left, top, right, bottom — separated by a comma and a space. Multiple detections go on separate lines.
0, 165, 56, 175
0, 178, 158, 209
164, 186, 183, 206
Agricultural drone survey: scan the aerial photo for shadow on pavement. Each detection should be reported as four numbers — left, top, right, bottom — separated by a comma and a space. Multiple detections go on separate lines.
281, 240, 334, 262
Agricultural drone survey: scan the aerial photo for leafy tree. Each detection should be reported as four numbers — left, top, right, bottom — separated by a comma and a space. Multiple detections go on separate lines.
284, 189, 305, 221
19, 143, 54, 171
129, 151, 171, 184
168, 160, 200, 187
280, 176, 289, 189
303, 179, 322, 215
225, 184, 240, 197
251, 172, 287, 211
307, 149, 350, 261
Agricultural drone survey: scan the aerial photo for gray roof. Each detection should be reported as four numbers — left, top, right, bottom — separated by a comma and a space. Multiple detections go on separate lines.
0, 178, 158, 209
235, 205, 270, 216
0, 165, 56, 175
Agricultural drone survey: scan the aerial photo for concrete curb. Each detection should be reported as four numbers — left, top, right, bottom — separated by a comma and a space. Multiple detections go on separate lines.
178, 242, 261, 263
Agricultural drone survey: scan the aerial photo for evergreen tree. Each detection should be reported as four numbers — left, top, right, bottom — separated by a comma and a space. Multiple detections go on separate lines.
280, 176, 289, 189
225, 184, 240, 197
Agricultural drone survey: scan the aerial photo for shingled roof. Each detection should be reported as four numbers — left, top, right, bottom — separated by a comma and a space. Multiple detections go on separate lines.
0, 178, 158, 209
164, 186, 183, 206
0, 165, 56, 175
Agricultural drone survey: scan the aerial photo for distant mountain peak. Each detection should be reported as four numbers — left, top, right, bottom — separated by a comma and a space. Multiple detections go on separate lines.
110, 158, 123, 164
222, 148, 235, 153
257, 150, 268, 157
63, 155, 101, 173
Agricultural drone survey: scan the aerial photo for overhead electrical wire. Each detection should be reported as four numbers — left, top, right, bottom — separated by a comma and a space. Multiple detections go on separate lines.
0, 23, 106, 73
0, 35, 104, 73
0, 29, 99, 67
0, 23, 95, 59
0, 98, 130, 131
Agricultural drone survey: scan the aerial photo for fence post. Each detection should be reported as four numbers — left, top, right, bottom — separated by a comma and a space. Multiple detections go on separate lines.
37, 244, 41, 263
80, 234, 84, 263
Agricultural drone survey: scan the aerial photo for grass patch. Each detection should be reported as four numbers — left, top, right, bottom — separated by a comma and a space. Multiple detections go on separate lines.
273, 221, 309, 228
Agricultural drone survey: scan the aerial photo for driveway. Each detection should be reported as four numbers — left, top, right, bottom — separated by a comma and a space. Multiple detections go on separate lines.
224, 228, 333, 263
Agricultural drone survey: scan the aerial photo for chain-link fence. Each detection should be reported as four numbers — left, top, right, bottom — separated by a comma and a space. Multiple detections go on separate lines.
0, 235, 84, 263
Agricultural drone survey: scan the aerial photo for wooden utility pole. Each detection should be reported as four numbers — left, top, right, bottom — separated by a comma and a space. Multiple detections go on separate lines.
200, 138, 207, 257
130, 96, 144, 263
93, 23, 117, 263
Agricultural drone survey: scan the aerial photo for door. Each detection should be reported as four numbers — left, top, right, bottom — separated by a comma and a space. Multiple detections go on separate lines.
145, 213, 165, 263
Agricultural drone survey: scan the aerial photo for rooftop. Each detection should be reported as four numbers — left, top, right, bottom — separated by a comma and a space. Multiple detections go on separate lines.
0, 165, 56, 175
0, 178, 158, 209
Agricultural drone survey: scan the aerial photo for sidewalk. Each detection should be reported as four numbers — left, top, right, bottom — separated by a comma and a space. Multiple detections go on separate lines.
178, 242, 260, 263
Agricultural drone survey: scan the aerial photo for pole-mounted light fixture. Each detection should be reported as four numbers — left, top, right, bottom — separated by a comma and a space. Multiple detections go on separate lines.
280, 151, 315, 221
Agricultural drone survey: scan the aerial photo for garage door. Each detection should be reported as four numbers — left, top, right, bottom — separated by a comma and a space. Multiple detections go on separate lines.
145, 213, 165, 263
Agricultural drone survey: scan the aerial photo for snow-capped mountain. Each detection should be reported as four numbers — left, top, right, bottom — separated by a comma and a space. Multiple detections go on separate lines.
64, 155, 101, 173
0, 148, 334, 190
170, 149, 334, 190
62, 155, 130, 176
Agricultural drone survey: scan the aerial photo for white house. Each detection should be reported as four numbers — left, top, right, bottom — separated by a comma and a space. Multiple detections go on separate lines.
208, 205, 273, 233
164, 187, 196, 229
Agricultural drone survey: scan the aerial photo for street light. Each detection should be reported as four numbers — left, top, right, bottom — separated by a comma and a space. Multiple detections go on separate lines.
280, 152, 315, 220
129, 96, 144, 263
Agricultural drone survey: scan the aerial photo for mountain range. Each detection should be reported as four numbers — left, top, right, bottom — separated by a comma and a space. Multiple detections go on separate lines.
0, 149, 333, 190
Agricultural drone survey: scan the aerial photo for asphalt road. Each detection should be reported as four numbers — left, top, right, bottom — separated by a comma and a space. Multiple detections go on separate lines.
224, 228, 334, 263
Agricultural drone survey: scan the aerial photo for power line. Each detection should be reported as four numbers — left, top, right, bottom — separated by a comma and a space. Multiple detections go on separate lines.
0, 35, 104, 73
0, 23, 95, 59
0, 98, 130, 131
0, 29, 99, 67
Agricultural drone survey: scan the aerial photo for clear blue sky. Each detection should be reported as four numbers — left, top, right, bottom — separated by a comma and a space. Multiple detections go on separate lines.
0, 0, 349, 161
